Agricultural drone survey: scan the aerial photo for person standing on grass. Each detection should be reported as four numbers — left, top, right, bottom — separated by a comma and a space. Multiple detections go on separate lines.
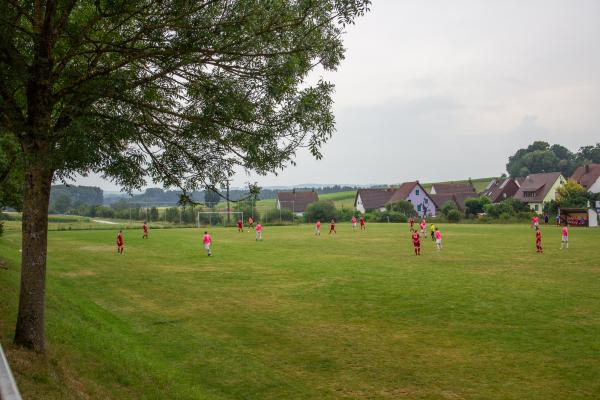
255, 222, 263, 241
419, 219, 426, 237
411, 229, 421, 256
409, 217, 415, 230
351, 215, 357, 230
237, 218, 243, 233
430, 223, 436, 241
535, 226, 543, 253
329, 218, 336, 234
203, 231, 212, 256
315, 219, 321, 236
248, 216, 254, 231
532, 215, 539, 229
143, 221, 149, 239
561, 224, 569, 249
116, 230, 124, 254
434, 227, 442, 250
360, 216, 365, 230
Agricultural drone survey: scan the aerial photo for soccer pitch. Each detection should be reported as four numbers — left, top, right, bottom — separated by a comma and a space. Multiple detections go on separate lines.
1, 224, 599, 399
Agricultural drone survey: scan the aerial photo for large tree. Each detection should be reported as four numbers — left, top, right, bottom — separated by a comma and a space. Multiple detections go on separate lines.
1, 0, 370, 351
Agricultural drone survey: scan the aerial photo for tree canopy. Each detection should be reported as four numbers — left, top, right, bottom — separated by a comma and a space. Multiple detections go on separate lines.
506, 141, 600, 178
1, 0, 371, 351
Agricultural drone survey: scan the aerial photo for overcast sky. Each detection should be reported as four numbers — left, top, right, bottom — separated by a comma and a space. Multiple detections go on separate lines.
71, 0, 600, 191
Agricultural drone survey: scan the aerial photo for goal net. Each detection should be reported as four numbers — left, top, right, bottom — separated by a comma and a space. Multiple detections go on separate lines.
196, 211, 244, 228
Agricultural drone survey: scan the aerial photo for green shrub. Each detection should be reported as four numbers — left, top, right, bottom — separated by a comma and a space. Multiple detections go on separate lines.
440, 201, 458, 217
305, 201, 337, 222
366, 210, 407, 223
386, 200, 418, 218
264, 208, 294, 223
447, 209, 462, 223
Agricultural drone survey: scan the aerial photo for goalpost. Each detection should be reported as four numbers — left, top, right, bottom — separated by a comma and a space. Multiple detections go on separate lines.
196, 211, 244, 228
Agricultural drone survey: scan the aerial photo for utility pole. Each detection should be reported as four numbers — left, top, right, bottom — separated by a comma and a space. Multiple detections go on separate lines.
226, 180, 231, 223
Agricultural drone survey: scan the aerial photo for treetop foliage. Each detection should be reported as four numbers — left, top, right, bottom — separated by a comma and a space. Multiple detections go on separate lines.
506, 141, 600, 178
1, 0, 371, 191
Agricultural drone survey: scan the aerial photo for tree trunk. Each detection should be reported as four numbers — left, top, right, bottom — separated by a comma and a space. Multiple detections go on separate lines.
13, 157, 53, 352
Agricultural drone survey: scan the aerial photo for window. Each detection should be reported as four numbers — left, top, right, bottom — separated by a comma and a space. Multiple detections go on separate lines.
416, 189, 420, 196
424, 198, 428, 204
417, 204, 422, 211
524, 191, 536, 198
534, 204, 539, 211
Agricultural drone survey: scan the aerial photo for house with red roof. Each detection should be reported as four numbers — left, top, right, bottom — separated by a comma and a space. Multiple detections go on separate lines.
354, 182, 436, 216
276, 190, 319, 215
571, 164, 600, 193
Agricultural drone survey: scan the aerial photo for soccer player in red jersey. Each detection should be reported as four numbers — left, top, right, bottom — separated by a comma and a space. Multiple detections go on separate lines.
248, 216, 254, 230
237, 219, 243, 232
409, 217, 415, 230
142, 221, 149, 239
329, 219, 336, 234
535, 226, 543, 253
117, 230, 124, 254
359, 216, 365, 230
411, 229, 421, 255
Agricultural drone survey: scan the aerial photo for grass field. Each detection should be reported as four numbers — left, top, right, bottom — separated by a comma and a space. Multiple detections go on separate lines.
421, 177, 494, 193
1, 224, 599, 399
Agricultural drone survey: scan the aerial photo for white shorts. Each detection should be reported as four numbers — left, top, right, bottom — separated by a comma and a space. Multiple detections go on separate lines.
352, 223, 357, 227
562, 236, 568, 242
204, 243, 211, 250
436, 239, 441, 245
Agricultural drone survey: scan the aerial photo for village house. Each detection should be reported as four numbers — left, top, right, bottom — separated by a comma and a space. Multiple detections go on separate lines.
429, 182, 476, 195
481, 177, 523, 203
276, 190, 319, 216
354, 182, 436, 216
570, 164, 600, 193
514, 172, 566, 213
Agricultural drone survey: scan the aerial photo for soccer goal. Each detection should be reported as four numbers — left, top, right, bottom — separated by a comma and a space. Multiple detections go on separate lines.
196, 211, 244, 228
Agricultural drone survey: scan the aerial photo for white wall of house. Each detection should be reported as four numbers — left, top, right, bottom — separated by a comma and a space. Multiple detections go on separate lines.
543, 175, 566, 203
355, 194, 366, 213
589, 178, 600, 193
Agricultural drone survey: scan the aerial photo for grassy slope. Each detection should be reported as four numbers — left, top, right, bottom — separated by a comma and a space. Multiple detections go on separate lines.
1, 224, 599, 399
319, 191, 356, 209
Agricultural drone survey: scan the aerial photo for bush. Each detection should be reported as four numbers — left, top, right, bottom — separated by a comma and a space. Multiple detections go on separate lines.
464, 196, 491, 216
264, 208, 295, 223
446, 209, 462, 223
305, 201, 337, 223
386, 200, 418, 218
440, 201, 458, 217
365, 210, 407, 223
335, 207, 356, 222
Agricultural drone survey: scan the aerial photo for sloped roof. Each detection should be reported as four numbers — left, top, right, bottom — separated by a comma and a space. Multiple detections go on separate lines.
430, 182, 476, 194
430, 193, 456, 210
355, 189, 394, 210
571, 164, 600, 190
514, 172, 563, 203
430, 192, 479, 212
481, 178, 520, 203
277, 191, 319, 212
388, 181, 419, 204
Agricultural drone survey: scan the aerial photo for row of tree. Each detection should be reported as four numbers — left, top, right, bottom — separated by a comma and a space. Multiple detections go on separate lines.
506, 141, 600, 178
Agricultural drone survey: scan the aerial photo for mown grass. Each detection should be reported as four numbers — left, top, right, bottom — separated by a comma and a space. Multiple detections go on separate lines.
1, 224, 599, 399
319, 191, 357, 209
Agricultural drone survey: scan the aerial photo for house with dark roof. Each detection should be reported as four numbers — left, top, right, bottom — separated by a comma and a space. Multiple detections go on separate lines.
429, 192, 478, 212
354, 182, 436, 216
571, 164, 600, 193
429, 182, 476, 195
514, 172, 566, 213
276, 190, 319, 215
481, 177, 521, 203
